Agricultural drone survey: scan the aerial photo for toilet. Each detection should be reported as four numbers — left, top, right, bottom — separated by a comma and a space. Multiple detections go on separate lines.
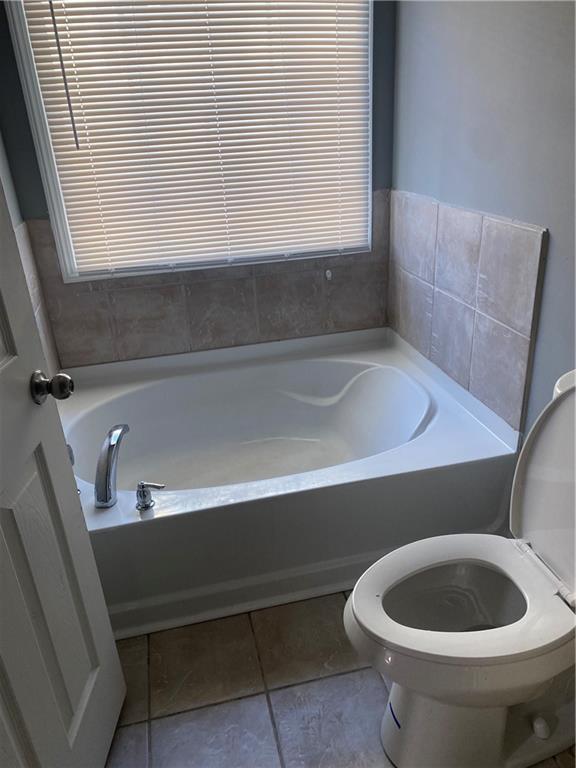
344, 373, 575, 768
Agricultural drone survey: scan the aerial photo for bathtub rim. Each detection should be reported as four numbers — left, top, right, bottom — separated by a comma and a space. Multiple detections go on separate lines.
59, 329, 519, 533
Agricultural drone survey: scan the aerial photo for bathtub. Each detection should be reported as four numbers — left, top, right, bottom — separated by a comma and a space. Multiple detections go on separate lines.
60, 329, 519, 638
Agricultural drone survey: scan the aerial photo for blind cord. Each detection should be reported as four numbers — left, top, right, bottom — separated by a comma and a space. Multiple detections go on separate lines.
48, 0, 79, 150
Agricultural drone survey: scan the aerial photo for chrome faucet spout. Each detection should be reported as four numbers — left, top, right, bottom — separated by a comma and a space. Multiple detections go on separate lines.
94, 424, 130, 508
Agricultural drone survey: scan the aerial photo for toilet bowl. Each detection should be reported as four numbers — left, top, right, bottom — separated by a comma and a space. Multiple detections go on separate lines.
344, 374, 575, 768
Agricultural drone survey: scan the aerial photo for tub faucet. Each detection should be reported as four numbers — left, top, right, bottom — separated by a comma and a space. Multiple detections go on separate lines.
95, 424, 130, 508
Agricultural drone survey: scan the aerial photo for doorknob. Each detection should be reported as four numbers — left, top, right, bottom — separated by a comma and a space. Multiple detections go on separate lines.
30, 370, 75, 405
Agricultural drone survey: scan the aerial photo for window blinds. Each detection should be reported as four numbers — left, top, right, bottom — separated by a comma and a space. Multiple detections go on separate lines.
22, 1, 371, 277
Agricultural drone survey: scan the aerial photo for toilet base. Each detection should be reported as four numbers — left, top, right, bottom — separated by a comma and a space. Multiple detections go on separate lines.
381, 683, 508, 768
381, 683, 575, 768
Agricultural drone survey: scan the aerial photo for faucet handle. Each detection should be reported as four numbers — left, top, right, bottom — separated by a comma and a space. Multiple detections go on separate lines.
136, 481, 165, 511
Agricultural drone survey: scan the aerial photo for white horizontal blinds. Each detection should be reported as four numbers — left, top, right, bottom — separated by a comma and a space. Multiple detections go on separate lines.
24, 1, 371, 275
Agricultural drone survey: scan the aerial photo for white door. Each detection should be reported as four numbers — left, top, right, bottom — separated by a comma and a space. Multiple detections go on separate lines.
0, 180, 125, 763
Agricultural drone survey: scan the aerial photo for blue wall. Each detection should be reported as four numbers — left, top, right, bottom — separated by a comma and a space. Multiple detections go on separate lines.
2, 0, 574, 427
393, 1, 575, 427
372, 0, 396, 190
0, 4, 47, 218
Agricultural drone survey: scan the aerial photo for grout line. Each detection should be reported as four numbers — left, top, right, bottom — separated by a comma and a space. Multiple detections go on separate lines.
144, 664, 373, 726
433, 284, 476, 312
474, 215, 486, 314
466, 217, 486, 395
135, 594, 571, 767
146, 634, 153, 768
146, 721, 151, 768
180, 282, 194, 354
411, 273, 529, 337
269, 666, 374, 696
264, 690, 287, 768
248, 612, 287, 768
467, 309, 478, 393
141, 596, 368, 725
117, 716, 148, 727
472, 305, 531, 340
431, 199, 440, 287
145, 690, 269, 725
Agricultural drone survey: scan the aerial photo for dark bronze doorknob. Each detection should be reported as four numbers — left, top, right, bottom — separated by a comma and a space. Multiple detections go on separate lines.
30, 370, 75, 405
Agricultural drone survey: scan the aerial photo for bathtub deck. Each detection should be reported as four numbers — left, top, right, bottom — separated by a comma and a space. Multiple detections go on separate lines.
61, 328, 518, 534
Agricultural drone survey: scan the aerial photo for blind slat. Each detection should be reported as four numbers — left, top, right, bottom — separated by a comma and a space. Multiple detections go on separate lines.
24, 0, 371, 276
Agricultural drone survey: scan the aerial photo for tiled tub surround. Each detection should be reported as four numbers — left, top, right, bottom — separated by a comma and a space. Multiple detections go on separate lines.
106, 592, 575, 768
25, 189, 389, 368
389, 191, 547, 429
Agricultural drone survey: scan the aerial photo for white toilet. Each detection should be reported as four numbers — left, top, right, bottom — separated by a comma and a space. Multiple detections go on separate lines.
344, 373, 575, 768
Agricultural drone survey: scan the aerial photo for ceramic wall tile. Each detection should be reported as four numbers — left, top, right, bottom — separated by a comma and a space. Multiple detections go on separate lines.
430, 290, 475, 388
390, 191, 437, 282
324, 262, 386, 332
390, 191, 545, 430
24, 190, 543, 433
435, 205, 482, 305
47, 288, 116, 367
27, 194, 388, 366
389, 265, 433, 357
185, 276, 258, 351
109, 285, 189, 361
15, 222, 42, 311
469, 313, 530, 428
255, 269, 326, 342
477, 217, 544, 336
34, 304, 60, 375
26, 219, 61, 281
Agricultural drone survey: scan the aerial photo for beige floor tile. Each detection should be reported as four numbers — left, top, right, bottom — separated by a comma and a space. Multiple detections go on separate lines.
270, 668, 390, 768
555, 749, 576, 768
251, 593, 366, 689
151, 695, 280, 768
106, 723, 148, 768
149, 613, 264, 718
117, 635, 148, 726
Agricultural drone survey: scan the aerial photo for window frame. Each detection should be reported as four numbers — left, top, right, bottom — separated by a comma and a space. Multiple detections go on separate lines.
7, 0, 373, 284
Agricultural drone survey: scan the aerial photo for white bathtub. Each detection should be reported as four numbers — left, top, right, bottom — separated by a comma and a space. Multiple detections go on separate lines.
60, 329, 519, 637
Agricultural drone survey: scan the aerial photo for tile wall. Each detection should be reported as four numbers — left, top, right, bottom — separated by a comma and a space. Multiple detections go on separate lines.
389, 191, 547, 429
24, 186, 547, 431
26, 189, 389, 369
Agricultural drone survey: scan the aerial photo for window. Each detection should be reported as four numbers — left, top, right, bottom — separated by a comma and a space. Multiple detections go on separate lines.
9, 1, 371, 280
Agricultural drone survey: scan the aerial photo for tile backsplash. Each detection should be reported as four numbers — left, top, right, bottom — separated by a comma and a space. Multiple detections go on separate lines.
13, 218, 59, 375
389, 190, 546, 429
24, 186, 546, 430
26, 188, 389, 369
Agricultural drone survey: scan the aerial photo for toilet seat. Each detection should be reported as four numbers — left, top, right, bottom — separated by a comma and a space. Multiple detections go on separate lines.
352, 533, 575, 666
352, 381, 575, 668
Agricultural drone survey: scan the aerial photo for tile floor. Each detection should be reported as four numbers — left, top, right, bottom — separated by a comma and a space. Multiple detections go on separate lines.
106, 592, 575, 768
